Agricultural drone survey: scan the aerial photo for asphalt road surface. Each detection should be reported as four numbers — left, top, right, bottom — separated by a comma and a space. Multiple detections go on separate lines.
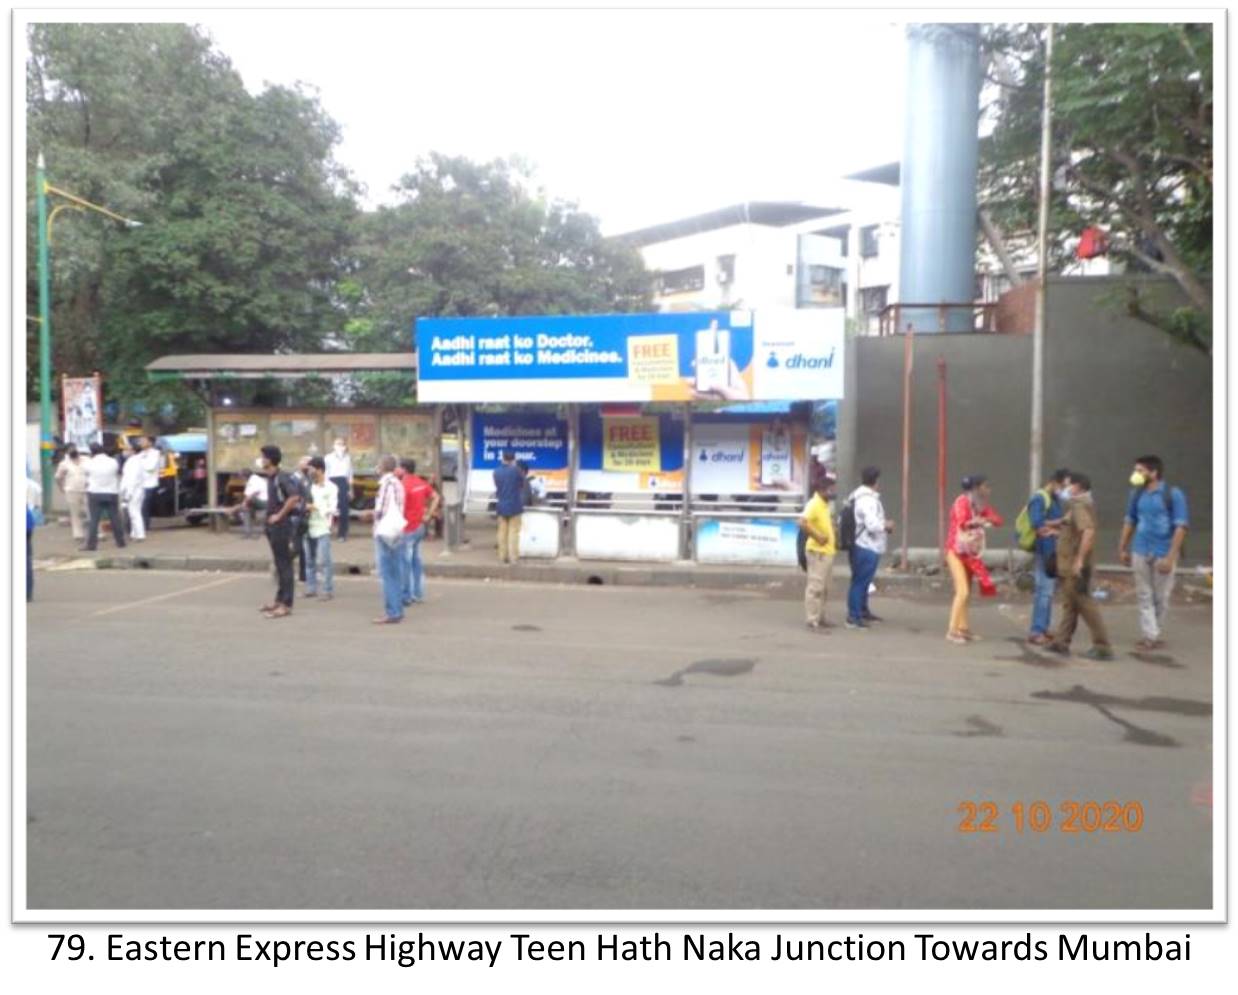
25, 569, 1213, 911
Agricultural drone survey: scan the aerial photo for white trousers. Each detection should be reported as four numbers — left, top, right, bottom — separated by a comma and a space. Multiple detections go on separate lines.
125, 491, 146, 540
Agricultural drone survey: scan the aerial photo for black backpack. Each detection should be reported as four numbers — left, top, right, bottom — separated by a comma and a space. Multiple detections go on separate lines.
836, 497, 858, 552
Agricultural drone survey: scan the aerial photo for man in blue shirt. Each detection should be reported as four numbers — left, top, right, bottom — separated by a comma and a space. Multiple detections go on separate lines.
1118, 454, 1189, 650
492, 449, 526, 564
1026, 468, 1069, 645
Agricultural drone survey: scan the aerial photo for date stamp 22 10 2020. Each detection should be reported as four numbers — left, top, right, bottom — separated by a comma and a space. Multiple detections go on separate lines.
957, 800, 1144, 834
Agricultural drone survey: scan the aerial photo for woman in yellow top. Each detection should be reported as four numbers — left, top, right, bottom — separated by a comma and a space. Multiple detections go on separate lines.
800, 475, 838, 632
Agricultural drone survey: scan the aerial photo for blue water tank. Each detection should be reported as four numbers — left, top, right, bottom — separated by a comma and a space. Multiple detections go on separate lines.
899, 24, 982, 333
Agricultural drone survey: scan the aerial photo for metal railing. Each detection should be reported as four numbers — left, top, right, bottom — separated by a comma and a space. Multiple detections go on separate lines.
877, 302, 998, 336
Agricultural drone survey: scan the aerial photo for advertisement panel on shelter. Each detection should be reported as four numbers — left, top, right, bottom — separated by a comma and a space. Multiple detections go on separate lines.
415, 309, 843, 403
61, 375, 102, 452
577, 408, 684, 494
469, 411, 569, 493
690, 418, 808, 496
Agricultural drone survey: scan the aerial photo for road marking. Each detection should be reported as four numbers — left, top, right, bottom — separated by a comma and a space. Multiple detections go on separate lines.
89, 574, 244, 617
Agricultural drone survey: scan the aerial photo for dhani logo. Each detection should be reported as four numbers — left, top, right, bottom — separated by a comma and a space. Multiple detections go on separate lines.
782, 347, 836, 370
698, 447, 744, 463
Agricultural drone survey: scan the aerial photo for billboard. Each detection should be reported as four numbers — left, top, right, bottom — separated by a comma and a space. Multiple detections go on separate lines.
415, 309, 843, 403
469, 411, 570, 494
689, 418, 808, 496
61, 375, 102, 452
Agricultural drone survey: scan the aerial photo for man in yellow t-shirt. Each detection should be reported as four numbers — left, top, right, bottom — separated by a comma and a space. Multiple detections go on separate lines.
800, 475, 837, 631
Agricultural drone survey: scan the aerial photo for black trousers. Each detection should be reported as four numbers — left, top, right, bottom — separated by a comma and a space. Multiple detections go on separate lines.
142, 487, 157, 530
266, 521, 296, 607
330, 477, 350, 538
86, 493, 126, 550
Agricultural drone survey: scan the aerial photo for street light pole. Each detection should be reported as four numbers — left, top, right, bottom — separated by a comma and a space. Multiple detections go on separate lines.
33, 153, 144, 514
36, 152, 53, 513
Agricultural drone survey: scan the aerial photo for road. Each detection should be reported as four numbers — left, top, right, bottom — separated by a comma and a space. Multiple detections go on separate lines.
25, 569, 1213, 911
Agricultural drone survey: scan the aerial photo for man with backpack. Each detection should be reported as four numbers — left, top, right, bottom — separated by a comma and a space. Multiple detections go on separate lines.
1016, 468, 1070, 646
256, 445, 305, 620
840, 466, 894, 630
1118, 455, 1189, 650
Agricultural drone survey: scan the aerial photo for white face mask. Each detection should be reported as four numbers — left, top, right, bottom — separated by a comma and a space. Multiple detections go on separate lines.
334, 443, 346, 454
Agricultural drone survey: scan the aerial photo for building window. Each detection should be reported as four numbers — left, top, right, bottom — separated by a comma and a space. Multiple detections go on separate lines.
657, 265, 705, 295
798, 264, 845, 307
859, 285, 889, 315
859, 225, 880, 259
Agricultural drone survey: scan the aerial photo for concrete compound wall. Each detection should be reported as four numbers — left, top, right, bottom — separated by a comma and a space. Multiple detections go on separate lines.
838, 276, 1213, 563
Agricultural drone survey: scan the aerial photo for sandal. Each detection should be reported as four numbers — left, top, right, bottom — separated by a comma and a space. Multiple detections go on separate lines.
372, 616, 401, 625
258, 603, 279, 613
946, 631, 968, 644
264, 605, 291, 619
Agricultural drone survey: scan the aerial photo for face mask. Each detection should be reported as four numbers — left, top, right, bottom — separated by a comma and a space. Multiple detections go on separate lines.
1060, 487, 1074, 502
1130, 471, 1148, 488
254, 457, 266, 472
334, 444, 345, 454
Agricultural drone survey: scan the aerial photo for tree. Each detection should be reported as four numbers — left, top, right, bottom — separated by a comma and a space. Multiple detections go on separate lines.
26, 24, 359, 418
342, 154, 653, 367
979, 23, 1212, 352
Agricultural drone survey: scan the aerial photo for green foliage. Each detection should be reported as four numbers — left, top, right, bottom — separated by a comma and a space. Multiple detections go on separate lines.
27, 23, 358, 416
341, 153, 654, 365
980, 23, 1212, 350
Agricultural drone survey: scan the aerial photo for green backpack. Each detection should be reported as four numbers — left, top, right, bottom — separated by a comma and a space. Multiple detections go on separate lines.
1014, 489, 1051, 552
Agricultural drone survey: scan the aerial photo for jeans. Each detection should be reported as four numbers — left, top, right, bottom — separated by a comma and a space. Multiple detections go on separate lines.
375, 535, 406, 620
847, 546, 880, 621
86, 493, 126, 550
1030, 552, 1057, 636
1131, 552, 1175, 640
266, 520, 296, 607
304, 534, 334, 596
402, 523, 427, 604
331, 477, 350, 538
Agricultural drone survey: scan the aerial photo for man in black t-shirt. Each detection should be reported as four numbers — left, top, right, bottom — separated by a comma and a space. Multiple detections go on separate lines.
257, 445, 303, 619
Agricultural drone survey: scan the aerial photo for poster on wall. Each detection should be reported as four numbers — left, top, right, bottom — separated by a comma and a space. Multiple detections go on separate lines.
690, 418, 808, 496
695, 517, 799, 566
577, 408, 684, 494
213, 412, 270, 472
61, 375, 102, 452
323, 414, 379, 475
381, 413, 438, 479
469, 411, 569, 494
415, 309, 844, 403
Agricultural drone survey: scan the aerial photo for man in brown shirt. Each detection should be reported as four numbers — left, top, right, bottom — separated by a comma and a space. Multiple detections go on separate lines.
1048, 471, 1114, 660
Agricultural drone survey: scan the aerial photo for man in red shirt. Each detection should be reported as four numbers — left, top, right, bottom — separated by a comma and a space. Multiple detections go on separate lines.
397, 458, 441, 606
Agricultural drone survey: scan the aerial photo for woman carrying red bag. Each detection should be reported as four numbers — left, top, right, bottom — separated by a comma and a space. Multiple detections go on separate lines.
945, 475, 1004, 644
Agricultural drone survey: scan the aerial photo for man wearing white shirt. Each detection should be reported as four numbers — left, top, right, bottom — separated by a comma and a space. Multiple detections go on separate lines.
324, 438, 353, 540
84, 443, 126, 551
137, 436, 162, 531
845, 465, 894, 630
119, 442, 147, 541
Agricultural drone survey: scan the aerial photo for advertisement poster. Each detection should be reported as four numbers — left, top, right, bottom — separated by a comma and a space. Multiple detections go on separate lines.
577, 408, 684, 493
695, 517, 800, 566
323, 415, 379, 475
691, 418, 807, 496
415, 309, 843, 403
602, 416, 660, 473
469, 412, 569, 494
61, 375, 102, 452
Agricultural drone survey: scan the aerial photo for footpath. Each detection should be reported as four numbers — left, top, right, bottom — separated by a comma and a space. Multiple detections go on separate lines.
32, 515, 1212, 603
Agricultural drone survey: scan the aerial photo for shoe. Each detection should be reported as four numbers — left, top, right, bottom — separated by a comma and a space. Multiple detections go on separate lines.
845, 618, 868, 630
1045, 642, 1071, 656
304, 591, 317, 598
258, 603, 279, 613
263, 605, 291, 619
862, 612, 883, 622
806, 622, 830, 634
946, 632, 968, 644
372, 616, 402, 625
1083, 647, 1115, 661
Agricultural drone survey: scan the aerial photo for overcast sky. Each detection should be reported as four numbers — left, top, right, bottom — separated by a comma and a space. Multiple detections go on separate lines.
200, 9, 906, 234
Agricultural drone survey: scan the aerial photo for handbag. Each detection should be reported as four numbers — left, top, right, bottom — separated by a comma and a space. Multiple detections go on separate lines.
375, 480, 406, 547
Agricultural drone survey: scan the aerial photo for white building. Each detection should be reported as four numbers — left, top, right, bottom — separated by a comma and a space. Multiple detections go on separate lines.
616, 163, 1121, 334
